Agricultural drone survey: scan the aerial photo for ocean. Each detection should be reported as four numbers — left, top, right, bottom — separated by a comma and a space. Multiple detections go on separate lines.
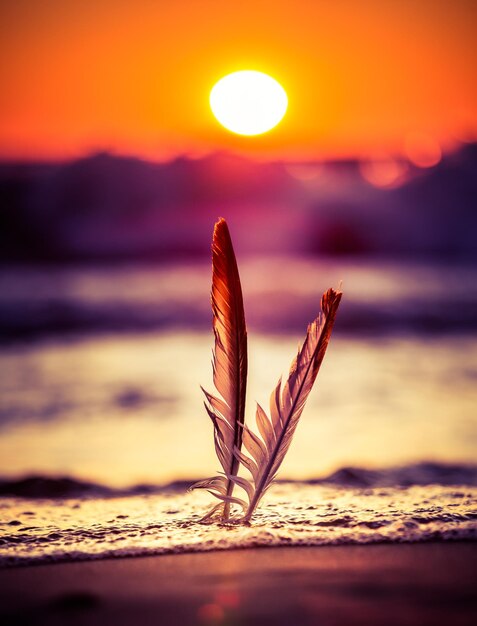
1, 257, 476, 564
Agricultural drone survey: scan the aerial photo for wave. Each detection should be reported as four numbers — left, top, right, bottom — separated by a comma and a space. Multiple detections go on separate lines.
2, 463, 477, 499
1, 473, 476, 567
1, 260, 477, 343
2, 297, 477, 344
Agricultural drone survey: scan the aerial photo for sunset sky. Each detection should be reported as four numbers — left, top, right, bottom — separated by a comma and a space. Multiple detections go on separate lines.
1, 0, 476, 162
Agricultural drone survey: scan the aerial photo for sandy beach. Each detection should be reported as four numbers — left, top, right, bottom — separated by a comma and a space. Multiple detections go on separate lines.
1, 543, 476, 626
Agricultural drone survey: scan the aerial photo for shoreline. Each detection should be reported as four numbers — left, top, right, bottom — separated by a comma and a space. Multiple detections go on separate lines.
1, 542, 476, 625
2, 482, 476, 567
1, 536, 476, 571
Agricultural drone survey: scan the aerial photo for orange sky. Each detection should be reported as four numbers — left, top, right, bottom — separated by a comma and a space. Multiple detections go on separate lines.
1, 0, 476, 161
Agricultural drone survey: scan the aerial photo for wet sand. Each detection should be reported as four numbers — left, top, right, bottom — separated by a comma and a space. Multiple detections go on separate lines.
1, 542, 476, 626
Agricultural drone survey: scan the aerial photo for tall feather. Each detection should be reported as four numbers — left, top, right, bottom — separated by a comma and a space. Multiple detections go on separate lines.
232, 288, 342, 522
192, 218, 248, 521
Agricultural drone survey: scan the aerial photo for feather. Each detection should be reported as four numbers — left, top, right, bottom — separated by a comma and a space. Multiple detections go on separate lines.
234, 287, 342, 522
191, 218, 248, 521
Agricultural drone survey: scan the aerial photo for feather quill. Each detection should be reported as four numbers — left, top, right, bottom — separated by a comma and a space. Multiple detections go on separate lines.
192, 218, 248, 521
232, 288, 342, 522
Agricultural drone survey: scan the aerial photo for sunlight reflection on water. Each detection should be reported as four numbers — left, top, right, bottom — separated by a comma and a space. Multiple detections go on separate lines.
1, 332, 476, 486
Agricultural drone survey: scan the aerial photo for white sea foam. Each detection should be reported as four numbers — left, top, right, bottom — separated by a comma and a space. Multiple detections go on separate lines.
1, 482, 476, 567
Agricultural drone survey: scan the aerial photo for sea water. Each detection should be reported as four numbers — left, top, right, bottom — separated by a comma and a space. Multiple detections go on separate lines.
1, 478, 476, 566
1, 332, 476, 485
0, 258, 476, 565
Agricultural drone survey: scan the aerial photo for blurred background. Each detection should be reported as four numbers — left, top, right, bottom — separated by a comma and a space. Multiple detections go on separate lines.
1, 1, 476, 488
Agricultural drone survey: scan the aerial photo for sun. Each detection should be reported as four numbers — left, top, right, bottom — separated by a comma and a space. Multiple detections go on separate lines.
210, 70, 288, 136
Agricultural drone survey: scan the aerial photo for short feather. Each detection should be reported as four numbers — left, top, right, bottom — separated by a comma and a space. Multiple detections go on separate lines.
238, 288, 342, 522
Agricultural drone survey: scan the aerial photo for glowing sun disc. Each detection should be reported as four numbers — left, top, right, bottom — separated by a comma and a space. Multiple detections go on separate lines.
210, 70, 288, 136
